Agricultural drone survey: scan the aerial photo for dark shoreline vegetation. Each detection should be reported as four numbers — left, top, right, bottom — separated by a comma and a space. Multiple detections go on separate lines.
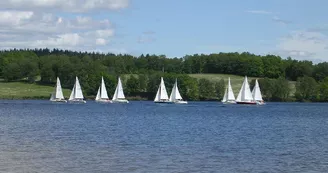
0, 48, 328, 102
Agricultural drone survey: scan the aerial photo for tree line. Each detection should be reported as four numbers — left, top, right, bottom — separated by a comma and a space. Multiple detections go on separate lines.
0, 48, 328, 101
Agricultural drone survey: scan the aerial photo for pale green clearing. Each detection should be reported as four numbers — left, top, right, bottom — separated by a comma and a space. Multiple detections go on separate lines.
0, 82, 71, 99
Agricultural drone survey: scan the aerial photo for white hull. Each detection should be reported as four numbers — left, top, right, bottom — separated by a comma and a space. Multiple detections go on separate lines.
96, 99, 112, 103
154, 100, 172, 104
112, 99, 129, 103
256, 101, 266, 105
173, 100, 188, 104
50, 99, 67, 103
69, 99, 86, 103
222, 100, 236, 104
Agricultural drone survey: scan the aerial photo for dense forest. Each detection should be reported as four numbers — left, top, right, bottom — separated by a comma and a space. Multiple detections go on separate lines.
1, 48, 328, 101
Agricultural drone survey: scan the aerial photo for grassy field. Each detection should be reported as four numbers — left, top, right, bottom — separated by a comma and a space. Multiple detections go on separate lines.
0, 82, 71, 99
189, 74, 296, 96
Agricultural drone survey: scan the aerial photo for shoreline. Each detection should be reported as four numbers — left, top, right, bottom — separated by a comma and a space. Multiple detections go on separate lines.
0, 97, 319, 103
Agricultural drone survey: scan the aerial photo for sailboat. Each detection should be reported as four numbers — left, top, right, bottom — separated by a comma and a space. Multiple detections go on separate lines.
50, 77, 67, 102
95, 76, 112, 103
154, 77, 171, 103
169, 78, 187, 104
236, 76, 256, 105
68, 76, 86, 103
252, 79, 265, 105
112, 77, 129, 103
221, 77, 236, 104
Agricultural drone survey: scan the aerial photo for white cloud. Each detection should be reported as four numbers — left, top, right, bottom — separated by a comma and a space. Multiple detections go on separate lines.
0, 11, 33, 26
96, 38, 107, 45
0, 0, 129, 12
0, 0, 129, 54
276, 30, 328, 61
0, 10, 115, 51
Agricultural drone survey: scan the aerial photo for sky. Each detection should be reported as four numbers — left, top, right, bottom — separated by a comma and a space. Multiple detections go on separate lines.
0, 0, 328, 62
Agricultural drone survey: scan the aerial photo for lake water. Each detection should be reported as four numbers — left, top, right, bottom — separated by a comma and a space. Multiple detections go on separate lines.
1, 101, 328, 173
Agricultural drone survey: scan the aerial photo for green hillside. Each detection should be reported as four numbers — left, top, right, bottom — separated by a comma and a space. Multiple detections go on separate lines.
0, 82, 71, 99
0, 74, 296, 99
189, 74, 296, 96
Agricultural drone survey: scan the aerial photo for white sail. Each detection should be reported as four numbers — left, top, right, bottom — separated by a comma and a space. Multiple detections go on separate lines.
69, 83, 75, 100
95, 87, 101, 100
69, 76, 84, 100
236, 76, 253, 102
169, 79, 183, 101
222, 77, 235, 102
252, 79, 263, 101
50, 92, 55, 101
50, 77, 65, 100
100, 77, 109, 99
154, 77, 169, 101
74, 77, 84, 99
55, 77, 64, 99
227, 77, 236, 101
112, 77, 126, 100
154, 84, 161, 102
221, 88, 227, 102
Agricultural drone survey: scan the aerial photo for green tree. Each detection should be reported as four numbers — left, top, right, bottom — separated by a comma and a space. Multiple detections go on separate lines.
215, 79, 225, 100
138, 74, 148, 92
126, 75, 140, 94
319, 77, 328, 101
295, 76, 318, 101
198, 78, 215, 100
3, 63, 22, 81
272, 77, 291, 101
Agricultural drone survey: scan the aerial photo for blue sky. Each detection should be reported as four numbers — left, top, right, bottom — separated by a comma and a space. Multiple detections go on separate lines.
1, 0, 328, 62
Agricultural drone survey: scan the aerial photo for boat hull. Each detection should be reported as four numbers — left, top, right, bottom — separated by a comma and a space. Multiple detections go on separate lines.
222, 100, 236, 104
68, 99, 86, 103
96, 99, 113, 103
154, 100, 172, 104
50, 99, 67, 103
256, 101, 266, 105
173, 100, 188, 104
112, 99, 129, 103
236, 101, 257, 105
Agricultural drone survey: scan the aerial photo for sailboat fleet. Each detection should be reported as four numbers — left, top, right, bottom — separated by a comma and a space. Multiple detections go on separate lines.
50, 75, 264, 105
153, 77, 188, 104
95, 77, 111, 103
222, 76, 265, 105
50, 76, 129, 104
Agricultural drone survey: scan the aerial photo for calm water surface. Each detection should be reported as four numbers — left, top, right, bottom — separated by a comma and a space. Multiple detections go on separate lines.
1, 100, 328, 173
